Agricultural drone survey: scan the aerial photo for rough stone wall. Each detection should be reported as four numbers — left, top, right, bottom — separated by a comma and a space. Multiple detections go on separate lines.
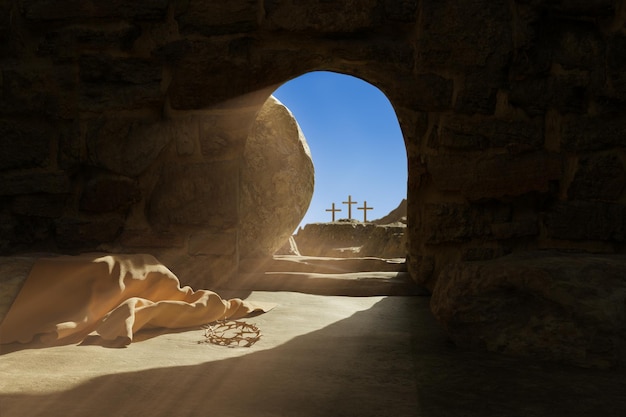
408, 0, 626, 289
1, 0, 625, 291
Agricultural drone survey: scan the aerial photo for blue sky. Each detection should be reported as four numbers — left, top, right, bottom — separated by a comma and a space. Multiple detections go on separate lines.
272, 71, 407, 228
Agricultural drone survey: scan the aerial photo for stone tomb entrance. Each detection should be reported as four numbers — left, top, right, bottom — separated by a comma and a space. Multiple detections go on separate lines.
233, 72, 415, 297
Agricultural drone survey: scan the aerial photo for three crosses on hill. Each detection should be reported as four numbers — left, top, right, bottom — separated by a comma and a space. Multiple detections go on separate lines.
325, 195, 373, 222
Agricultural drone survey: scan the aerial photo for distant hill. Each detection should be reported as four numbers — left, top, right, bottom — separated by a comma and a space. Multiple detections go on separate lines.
372, 199, 406, 225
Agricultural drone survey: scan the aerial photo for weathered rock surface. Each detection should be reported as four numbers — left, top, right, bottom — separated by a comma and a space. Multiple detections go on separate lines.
239, 96, 314, 259
294, 220, 406, 259
431, 251, 626, 368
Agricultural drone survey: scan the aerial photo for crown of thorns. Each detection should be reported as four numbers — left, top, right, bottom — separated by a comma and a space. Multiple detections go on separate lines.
199, 320, 261, 347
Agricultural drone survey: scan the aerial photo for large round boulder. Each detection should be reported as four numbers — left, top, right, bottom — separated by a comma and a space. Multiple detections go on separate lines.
239, 96, 314, 259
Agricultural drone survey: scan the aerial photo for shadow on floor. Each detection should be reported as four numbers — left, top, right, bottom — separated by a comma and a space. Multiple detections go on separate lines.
1, 297, 625, 417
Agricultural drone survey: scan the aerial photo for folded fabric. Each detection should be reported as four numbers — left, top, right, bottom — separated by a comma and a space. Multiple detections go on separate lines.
0, 253, 274, 346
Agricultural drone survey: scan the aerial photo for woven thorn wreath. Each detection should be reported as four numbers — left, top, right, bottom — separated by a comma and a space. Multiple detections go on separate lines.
199, 320, 261, 347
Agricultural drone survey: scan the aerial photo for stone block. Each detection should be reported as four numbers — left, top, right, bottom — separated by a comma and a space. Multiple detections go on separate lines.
0, 68, 75, 117
79, 82, 162, 111
562, 114, 626, 152
416, 0, 511, 70
265, 0, 380, 32
0, 1, 11, 39
518, 0, 615, 16
57, 122, 82, 170
545, 201, 626, 241
509, 19, 605, 110
430, 115, 543, 151
19, 0, 169, 21
607, 34, 626, 100
471, 152, 562, 200
176, 0, 258, 36
0, 119, 52, 170
11, 216, 54, 245
534, 18, 605, 70
495, 117, 544, 151
0, 209, 17, 253
422, 203, 492, 244
38, 23, 141, 60
454, 69, 500, 115
568, 154, 626, 201
410, 73, 453, 111
551, 72, 591, 114
174, 121, 196, 156
188, 232, 236, 256
607, 34, 626, 74
80, 55, 161, 85
147, 161, 239, 229
155, 38, 228, 63
168, 60, 271, 110
428, 124, 486, 151
0, 172, 70, 196
11, 194, 67, 218
419, 200, 523, 244
0, 1, 17, 58
331, 39, 414, 69
509, 19, 551, 77
508, 77, 551, 117
425, 153, 472, 191
428, 151, 562, 200
548, 20, 604, 71
490, 218, 539, 240
78, 55, 162, 111
509, 72, 591, 116
85, 117, 172, 177
80, 175, 142, 213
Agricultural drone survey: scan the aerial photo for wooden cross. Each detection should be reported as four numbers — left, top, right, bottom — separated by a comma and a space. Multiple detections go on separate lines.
325, 202, 341, 222
357, 201, 374, 222
342, 195, 358, 220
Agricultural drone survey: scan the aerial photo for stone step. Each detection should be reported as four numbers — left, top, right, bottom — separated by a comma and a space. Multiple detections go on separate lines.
240, 255, 408, 274
225, 271, 429, 297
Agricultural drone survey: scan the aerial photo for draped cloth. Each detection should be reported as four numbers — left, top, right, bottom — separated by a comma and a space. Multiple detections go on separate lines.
0, 253, 274, 346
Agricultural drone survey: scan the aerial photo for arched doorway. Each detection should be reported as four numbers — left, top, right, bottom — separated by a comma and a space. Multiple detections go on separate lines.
273, 71, 407, 231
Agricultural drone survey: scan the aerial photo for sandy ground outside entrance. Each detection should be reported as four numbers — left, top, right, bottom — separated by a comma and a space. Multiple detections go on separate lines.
1, 291, 625, 417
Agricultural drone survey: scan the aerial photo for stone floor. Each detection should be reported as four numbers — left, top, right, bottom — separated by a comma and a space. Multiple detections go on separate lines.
2, 291, 625, 417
